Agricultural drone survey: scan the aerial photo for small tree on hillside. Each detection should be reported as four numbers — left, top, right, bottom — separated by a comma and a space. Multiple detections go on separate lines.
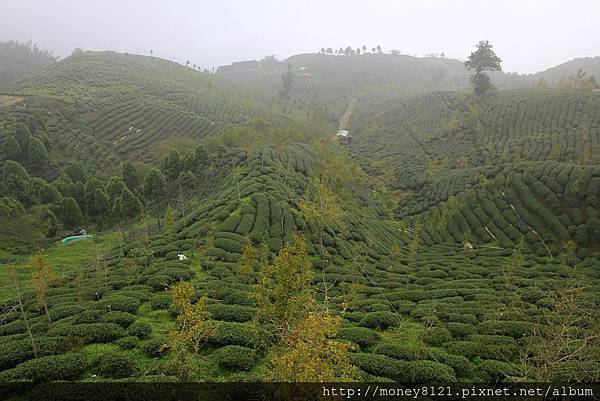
268, 311, 359, 382
30, 251, 55, 325
465, 40, 502, 95
254, 234, 314, 334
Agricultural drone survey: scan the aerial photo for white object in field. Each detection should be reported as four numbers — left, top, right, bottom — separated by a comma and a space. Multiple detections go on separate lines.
336, 129, 350, 137
178, 253, 188, 260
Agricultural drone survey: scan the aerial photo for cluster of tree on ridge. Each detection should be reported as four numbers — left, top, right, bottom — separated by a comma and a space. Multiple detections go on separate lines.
319, 45, 383, 56
0, 40, 56, 86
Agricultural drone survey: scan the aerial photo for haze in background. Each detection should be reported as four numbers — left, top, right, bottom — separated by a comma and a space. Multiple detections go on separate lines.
1, 0, 599, 74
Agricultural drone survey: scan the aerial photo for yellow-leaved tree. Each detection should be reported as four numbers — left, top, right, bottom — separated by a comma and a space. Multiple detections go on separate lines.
30, 251, 55, 325
168, 281, 218, 354
254, 234, 359, 381
254, 234, 314, 333
269, 311, 359, 382
298, 177, 345, 259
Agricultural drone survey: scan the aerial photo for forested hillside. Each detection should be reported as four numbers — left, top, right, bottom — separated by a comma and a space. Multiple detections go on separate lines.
0, 40, 56, 87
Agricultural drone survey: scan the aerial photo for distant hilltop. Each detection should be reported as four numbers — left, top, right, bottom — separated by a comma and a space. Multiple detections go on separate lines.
217, 56, 285, 74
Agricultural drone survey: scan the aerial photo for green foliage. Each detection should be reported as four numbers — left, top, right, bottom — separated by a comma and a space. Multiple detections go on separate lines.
92, 352, 137, 378
142, 338, 168, 357
422, 326, 453, 346
126, 322, 152, 339
213, 345, 256, 371
50, 323, 125, 343
143, 168, 166, 201
407, 360, 456, 382
1, 135, 21, 160
0, 353, 87, 382
338, 327, 381, 349
0, 40, 55, 85
358, 311, 402, 330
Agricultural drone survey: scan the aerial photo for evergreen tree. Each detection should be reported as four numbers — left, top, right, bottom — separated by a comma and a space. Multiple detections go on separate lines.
3, 160, 30, 201
106, 176, 127, 199
164, 205, 175, 227
61, 196, 83, 228
161, 150, 182, 181
1, 135, 21, 160
84, 178, 109, 219
27, 137, 49, 167
113, 187, 143, 222
122, 160, 139, 191
142, 168, 166, 202
14, 123, 31, 154
38, 183, 62, 204
63, 161, 87, 183
194, 145, 208, 167
465, 40, 502, 95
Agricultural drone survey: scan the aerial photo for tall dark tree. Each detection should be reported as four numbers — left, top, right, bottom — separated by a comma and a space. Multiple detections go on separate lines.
142, 168, 167, 202
27, 137, 49, 167
3, 160, 30, 201
161, 150, 182, 181
61, 196, 83, 228
122, 160, 139, 191
84, 178, 109, 219
465, 40, 502, 95
1, 135, 21, 160
113, 187, 143, 222
279, 65, 295, 99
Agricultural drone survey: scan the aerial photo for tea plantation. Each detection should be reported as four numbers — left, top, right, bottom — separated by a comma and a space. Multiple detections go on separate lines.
1, 142, 599, 382
0, 50, 599, 384
350, 89, 600, 256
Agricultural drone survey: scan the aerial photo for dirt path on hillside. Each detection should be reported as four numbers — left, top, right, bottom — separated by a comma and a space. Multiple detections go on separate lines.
338, 94, 361, 130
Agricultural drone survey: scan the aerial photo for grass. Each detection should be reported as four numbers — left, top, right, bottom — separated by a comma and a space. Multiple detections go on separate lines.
0, 95, 23, 108
0, 230, 120, 302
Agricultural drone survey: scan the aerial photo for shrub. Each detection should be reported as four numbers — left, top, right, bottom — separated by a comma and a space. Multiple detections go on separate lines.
101, 311, 136, 328
447, 322, 477, 339
422, 326, 453, 346
477, 359, 521, 381
208, 322, 265, 348
205, 304, 255, 323
0, 336, 67, 370
350, 353, 407, 379
338, 327, 381, 349
145, 275, 173, 291
0, 353, 87, 382
445, 341, 480, 359
127, 322, 152, 339
142, 338, 168, 357
93, 352, 137, 378
358, 311, 402, 330
115, 336, 138, 350
150, 293, 172, 310
425, 348, 472, 377
50, 323, 125, 343
407, 360, 456, 382
374, 342, 423, 361
49, 304, 85, 321
213, 345, 256, 371
75, 309, 105, 324
91, 295, 141, 313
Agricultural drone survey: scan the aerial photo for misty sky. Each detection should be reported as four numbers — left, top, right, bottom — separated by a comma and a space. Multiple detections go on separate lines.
1, 0, 599, 74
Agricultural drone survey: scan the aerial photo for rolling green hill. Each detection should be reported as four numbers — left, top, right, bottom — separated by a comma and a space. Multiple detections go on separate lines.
0, 50, 599, 385
0, 51, 284, 174
349, 89, 600, 256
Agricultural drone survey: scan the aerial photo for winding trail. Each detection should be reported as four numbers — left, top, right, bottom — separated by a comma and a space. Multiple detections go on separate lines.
338, 94, 361, 130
